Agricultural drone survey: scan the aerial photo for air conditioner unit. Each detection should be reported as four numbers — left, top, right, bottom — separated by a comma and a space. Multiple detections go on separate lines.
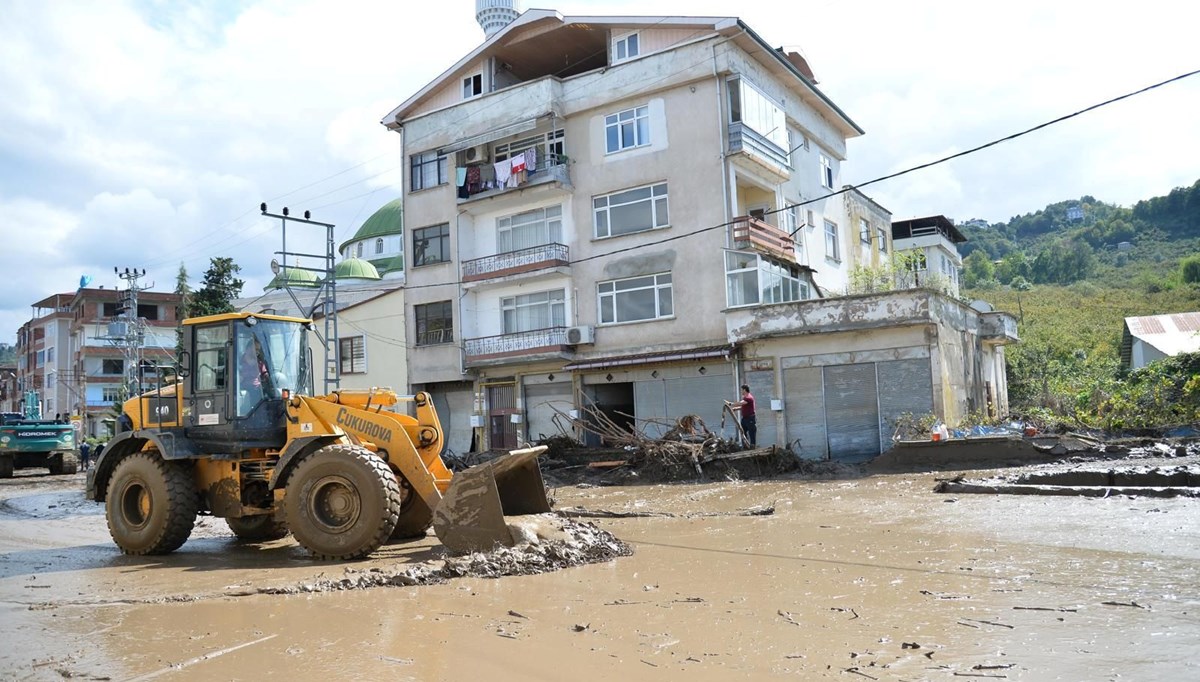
463, 144, 490, 163
565, 325, 594, 345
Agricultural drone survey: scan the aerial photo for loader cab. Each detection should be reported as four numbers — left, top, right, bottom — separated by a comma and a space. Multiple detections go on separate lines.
183, 313, 313, 453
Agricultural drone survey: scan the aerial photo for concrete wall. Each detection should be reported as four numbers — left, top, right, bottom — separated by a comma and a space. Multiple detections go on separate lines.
320, 290, 408, 393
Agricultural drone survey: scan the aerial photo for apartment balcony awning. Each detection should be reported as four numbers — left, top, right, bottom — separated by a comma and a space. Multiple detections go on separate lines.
436, 115, 548, 155
563, 344, 735, 371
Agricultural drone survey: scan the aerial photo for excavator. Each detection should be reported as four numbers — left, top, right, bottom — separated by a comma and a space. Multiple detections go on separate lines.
86, 311, 550, 560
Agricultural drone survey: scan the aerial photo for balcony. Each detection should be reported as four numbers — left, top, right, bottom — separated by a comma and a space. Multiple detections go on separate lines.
728, 122, 790, 179
732, 216, 799, 266
980, 311, 1020, 345
463, 327, 573, 367
462, 243, 569, 284
458, 158, 572, 211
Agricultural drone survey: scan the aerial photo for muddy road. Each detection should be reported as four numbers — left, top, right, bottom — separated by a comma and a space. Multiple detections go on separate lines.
1, 457, 1198, 681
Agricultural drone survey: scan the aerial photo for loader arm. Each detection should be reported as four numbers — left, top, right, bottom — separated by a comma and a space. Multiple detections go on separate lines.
285, 391, 453, 509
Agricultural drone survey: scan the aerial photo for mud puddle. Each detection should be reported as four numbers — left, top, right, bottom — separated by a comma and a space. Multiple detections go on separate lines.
3, 463, 1200, 680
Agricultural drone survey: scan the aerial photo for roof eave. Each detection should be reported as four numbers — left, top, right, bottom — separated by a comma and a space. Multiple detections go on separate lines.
734, 20, 864, 138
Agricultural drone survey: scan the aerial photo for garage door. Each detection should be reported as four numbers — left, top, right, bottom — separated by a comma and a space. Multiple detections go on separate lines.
783, 366, 826, 459
823, 363, 880, 462
664, 374, 733, 437
524, 382, 574, 443
876, 358, 933, 451
634, 380, 667, 439
743, 369, 777, 447
428, 383, 475, 456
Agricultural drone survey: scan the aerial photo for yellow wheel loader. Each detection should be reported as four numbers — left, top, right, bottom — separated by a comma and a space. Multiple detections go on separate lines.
85, 312, 550, 560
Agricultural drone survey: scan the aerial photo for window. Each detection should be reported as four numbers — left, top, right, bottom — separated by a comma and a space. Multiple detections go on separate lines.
824, 220, 841, 262
102, 359, 124, 375
906, 252, 928, 272
859, 218, 871, 244
497, 205, 562, 253
339, 336, 366, 374
598, 273, 673, 324
725, 251, 807, 307
604, 105, 650, 153
103, 302, 119, 317
877, 227, 888, 254
193, 325, 229, 392
462, 73, 483, 99
494, 129, 564, 163
35, 350, 44, 368
102, 387, 122, 402
613, 32, 639, 61
46, 347, 55, 363
356, 242, 364, 258
728, 78, 788, 150
415, 302, 454, 346
375, 238, 384, 254
410, 150, 448, 191
806, 210, 815, 228
137, 303, 158, 320
46, 372, 56, 390
820, 154, 834, 189
502, 290, 566, 333
593, 183, 669, 238
412, 224, 450, 266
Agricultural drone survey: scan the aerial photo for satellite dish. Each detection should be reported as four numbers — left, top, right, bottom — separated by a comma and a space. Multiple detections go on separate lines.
270, 259, 281, 275
969, 300, 994, 313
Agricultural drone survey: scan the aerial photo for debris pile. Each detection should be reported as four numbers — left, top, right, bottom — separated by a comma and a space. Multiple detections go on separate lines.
538, 404, 787, 482
260, 516, 632, 595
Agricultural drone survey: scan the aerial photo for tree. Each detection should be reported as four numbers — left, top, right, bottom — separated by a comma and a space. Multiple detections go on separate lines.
190, 257, 244, 317
1182, 254, 1200, 284
174, 262, 192, 355
962, 250, 995, 288
995, 250, 1031, 285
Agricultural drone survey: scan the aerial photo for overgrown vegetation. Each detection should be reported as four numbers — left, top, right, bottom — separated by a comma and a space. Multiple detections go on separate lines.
961, 179, 1200, 430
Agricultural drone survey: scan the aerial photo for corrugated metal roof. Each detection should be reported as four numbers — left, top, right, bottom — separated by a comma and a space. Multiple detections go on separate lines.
1123, 312, 1200, 362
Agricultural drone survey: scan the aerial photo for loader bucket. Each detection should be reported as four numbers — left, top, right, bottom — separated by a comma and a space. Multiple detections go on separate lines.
433, 445, 552, 555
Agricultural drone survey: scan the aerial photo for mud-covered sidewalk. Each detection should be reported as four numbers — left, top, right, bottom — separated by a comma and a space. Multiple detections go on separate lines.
1, 448, 1198, 680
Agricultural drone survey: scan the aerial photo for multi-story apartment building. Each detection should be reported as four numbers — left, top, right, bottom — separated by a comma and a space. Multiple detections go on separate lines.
383, 9, 1016, 460
16, 288, 182, 438
891, 215, 966, 297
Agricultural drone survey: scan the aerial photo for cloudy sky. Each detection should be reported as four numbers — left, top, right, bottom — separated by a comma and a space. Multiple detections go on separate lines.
3, 0, 1197, 344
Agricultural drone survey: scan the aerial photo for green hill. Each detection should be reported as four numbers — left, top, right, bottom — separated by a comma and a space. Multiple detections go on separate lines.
957, 179, 1200, 428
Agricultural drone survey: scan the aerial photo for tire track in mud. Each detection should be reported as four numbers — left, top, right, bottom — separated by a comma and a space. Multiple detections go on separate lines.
26, 516, 633, 609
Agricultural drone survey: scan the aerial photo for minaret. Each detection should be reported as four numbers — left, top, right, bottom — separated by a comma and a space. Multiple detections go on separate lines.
475, 0, 520, 39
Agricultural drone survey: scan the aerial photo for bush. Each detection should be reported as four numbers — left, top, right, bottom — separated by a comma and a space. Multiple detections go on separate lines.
1181, 254, 1200, 284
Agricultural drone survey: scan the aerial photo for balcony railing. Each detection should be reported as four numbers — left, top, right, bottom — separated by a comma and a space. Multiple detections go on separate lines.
732, 216, 799, 266
464, 327, 570, 365
728, 122, 790, 172
415, 328, 454, 346
458, 157, 571, 204
462, 243, 569, 282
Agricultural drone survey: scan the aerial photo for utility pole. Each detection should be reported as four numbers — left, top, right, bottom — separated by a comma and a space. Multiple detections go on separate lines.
113, 267, 151, 398
260, 204, 339, 394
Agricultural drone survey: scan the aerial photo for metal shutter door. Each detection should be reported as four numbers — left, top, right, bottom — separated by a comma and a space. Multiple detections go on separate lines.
524, 383, 574, 443
822, 363, 880, 461
634, 380, 668, 439
783, 366, 826, 459
664, 375, 732, 436
430, 385, 474, 456
744, 369, 777, 447
876, 358, 933, 451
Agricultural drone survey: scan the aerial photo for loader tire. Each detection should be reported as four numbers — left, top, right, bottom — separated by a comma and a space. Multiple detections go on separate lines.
389, 474, 434, 540
226, 515, 289, 542
49, 452, 78, 476
284, 444, 402, 560
106, 453, 198, 555
0, 455, 13, 479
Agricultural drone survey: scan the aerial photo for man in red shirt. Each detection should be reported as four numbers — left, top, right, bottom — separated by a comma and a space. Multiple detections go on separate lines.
727, 384, 757, 447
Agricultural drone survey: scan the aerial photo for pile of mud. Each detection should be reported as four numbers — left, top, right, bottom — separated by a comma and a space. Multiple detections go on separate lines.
261, 515, 631, 595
